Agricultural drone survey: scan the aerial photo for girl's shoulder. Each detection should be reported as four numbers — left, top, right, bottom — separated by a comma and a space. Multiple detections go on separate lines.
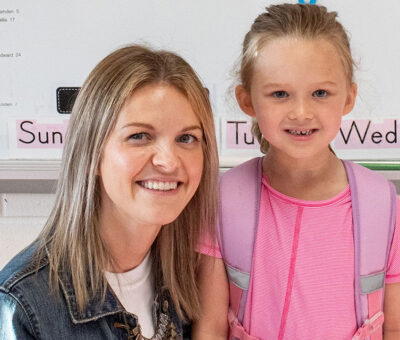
221, 157, 262, 180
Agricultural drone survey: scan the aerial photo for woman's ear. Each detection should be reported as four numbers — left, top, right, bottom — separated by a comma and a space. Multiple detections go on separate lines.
342, 82, 358, 116
235, 85, 256, 117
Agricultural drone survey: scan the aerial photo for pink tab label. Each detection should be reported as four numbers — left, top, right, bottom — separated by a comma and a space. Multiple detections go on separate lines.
16, 119, 69, 149
334, 119, 399, 149
226, 120, 259, 149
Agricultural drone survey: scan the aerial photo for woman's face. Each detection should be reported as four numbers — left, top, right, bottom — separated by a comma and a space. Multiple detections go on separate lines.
98, 84, 204, 231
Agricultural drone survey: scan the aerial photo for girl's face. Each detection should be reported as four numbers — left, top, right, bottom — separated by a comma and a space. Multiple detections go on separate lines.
237, 37, 357, 162
98, 84, 204, 231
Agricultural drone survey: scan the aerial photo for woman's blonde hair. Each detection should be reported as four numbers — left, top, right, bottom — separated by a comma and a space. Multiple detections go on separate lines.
35, 44, 218, 320
239, 3, 355, 153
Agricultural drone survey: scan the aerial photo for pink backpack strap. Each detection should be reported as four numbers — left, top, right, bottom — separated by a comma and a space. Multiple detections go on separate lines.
228, 309, 260, 340
344, 161, 397, 340
218, 157, 263, 335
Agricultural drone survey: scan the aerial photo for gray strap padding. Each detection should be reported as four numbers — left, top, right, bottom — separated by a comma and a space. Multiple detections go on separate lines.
360, 272, 385, 294
226, 265, 250, 290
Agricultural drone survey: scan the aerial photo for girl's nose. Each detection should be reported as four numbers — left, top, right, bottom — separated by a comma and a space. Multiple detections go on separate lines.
287, 98, 313, 121
152, 144, 180, 173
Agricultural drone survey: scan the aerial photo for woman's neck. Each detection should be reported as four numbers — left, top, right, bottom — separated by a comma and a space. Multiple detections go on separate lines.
263, 149, 348, 201
99, 216, 162, 273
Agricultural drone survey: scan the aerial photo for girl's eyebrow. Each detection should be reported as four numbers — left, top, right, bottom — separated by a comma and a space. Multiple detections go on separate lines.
262, 80, 338, 89
313, 81, 338, 86
262, 82, 290, 89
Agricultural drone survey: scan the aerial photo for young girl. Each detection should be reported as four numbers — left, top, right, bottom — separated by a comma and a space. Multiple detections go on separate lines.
193, 4, 400, 340
0, 45, 219, 339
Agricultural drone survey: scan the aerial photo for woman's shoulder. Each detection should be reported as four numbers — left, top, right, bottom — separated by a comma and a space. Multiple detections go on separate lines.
0, 243, 50, 338
0, 242, 48, 293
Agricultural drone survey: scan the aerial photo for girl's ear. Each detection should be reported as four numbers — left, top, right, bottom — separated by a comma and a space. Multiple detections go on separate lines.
342, 82, 358, 116
235, 85, 256, 117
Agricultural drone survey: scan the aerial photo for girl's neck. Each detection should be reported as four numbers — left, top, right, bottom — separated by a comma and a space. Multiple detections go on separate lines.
263, 148, 348, 201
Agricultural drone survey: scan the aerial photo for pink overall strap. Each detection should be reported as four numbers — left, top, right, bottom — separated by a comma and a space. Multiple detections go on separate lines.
344, 161, 396, 340
218, 157, 263, 336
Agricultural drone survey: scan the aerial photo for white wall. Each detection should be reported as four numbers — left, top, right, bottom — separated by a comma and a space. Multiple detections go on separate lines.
0, 193, 53, 269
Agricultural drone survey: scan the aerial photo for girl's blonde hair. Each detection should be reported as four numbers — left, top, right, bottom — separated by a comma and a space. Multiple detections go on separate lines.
35, 44, 218, 320
239, 3, 355, 153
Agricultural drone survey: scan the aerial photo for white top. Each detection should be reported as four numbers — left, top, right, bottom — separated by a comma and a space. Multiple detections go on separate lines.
105, 252, 155, 338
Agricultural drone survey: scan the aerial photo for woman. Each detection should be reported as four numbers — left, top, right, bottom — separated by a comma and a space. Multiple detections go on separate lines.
0, 45, 218, 339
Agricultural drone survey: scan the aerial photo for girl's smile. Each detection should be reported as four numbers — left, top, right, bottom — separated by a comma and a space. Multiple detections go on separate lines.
285, 128, 318, 141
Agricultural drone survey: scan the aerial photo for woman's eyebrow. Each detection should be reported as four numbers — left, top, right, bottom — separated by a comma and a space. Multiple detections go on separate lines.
181, 125, 202, 133
121, 122, 202, 133
121, 122, 154, 130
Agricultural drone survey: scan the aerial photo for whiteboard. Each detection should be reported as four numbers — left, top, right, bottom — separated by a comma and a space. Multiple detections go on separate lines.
1, 0, 399, 166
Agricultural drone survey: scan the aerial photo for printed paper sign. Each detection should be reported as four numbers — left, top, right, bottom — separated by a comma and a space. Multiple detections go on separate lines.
226, 120, 259, 149
8, 117, 69, 158
334, 119, 399, 149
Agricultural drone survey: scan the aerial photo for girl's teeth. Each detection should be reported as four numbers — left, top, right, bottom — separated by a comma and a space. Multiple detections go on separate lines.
142, 181, 178, 191
289, 129, 313, 136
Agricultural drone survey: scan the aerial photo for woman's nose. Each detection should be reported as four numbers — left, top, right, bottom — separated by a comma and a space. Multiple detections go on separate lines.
287, 98, 313, 121
152, 143, 180, 173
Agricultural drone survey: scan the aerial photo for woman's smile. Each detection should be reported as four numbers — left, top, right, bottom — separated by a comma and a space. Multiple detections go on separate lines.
138, 179, 180, 191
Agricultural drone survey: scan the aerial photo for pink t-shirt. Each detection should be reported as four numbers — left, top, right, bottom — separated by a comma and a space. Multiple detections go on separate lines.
200, 175, 400, 340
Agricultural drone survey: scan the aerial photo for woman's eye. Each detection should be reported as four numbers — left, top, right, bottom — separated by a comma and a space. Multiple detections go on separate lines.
178, 134, 198, 144
128, 133, 150, 141
313, 89, 328, 98
272, 91, 289, 99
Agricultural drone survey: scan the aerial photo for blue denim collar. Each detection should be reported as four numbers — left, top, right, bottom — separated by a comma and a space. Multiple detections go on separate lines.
1, 244, 126, 324
58, 270, 125, 324
41, 245, 125, 324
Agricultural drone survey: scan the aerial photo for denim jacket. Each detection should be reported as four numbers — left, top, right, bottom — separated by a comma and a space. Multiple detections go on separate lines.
0, 244, 190, 339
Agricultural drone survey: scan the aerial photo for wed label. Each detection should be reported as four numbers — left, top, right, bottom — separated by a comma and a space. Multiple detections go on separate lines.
334, 119, 399, 149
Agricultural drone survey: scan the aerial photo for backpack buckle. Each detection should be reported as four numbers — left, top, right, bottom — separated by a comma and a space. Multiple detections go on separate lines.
352, 311, 384, 340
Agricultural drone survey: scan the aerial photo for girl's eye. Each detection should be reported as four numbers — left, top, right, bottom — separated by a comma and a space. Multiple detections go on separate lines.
178, 134, 198, 144
313, 89, 328, 98
128, 133, 150, 141
272, 91, 289, 99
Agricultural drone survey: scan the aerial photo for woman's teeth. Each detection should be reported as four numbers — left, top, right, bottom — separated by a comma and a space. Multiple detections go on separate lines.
288, 129, 314, 136
140, 181, 178, 191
